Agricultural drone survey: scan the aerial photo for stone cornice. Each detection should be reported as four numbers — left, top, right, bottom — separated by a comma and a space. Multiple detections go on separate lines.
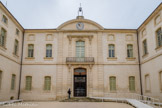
0, 1, 24, 31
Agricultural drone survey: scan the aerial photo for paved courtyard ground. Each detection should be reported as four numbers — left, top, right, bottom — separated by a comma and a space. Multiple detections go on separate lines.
0, 102, 133, 108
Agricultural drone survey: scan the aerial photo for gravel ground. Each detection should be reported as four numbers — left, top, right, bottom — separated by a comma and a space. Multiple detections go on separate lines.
0, 102, 133, 108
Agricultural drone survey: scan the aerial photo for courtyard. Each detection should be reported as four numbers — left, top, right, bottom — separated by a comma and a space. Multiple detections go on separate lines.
0, 102, 133, 108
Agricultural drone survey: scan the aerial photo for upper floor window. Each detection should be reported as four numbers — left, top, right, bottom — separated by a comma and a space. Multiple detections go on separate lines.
129, 76, 135, 91
143, 40, 148, 55
127, 44, 133, 58
2, 15, 8, 24
46, 44, 52, 58
16, 29, 19, 35
44, 76, 51, 90
13, 39, 19, 55
25, 76, 32, 91
108, 44, 115, 57
11, 74, 16, 90
0, 71, 2, 89
109, 76, 116, 91
76, 41, 85, 57
28, 44, 34, 57
0, 28, 7, 47
156, 28, 162, 47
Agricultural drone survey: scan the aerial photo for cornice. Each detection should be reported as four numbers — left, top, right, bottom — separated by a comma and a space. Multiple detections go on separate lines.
0, 1, 24, 31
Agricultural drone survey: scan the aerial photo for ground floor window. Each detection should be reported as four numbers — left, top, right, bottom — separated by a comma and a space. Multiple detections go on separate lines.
145, 75, 151, 92
129, 76, 135, 91
109, 76, 116, 91
25, 76, 32, 90
44, 76, 51, 90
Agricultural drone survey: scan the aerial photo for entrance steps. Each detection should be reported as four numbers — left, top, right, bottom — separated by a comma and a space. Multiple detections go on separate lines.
60, 97, 102, 102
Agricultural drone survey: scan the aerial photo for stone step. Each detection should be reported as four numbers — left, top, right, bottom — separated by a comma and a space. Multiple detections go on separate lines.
60, 97, 102, 102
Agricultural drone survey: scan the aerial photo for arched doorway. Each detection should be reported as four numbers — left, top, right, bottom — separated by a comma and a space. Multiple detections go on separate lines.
74, 68, 87, 97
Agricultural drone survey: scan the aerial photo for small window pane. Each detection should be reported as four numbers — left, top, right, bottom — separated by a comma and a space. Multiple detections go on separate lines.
2, 15, 8, 24
143, 40, 148, 55
76, 41, 85, 57
127, 45, 133, 58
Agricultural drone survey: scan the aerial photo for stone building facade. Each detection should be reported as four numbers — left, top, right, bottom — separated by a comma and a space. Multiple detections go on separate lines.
0, 2, 161, 101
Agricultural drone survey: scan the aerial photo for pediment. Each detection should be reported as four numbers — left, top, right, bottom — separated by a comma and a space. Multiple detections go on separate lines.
57, 18, 104, 30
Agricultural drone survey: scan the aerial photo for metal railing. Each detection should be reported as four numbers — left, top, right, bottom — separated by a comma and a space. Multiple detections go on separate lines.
66, 57, 94, 63
91, 93, 161, 107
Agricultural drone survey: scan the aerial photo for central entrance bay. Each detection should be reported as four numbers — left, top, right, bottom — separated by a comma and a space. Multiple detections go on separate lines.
74, 68, 87, 97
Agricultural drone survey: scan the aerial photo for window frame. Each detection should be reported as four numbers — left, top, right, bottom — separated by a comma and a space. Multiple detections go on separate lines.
109, 76, 116, 92
28, 44, 34, 58
13, 39, 19, 56
46, 44, 52, 58
142, 39, 148, 56
0, 28, 7, 48
145, 74, 151, 92
129, 76, 135, 92
108, 44, 115, 58
2, 15, 8, 24
76, 41, 85, 57
0, 70, 2, 90
127, 44, 133, 58
44, 76, 51, 91
25, 76, 32, 91
11, 74, 16, 90
155, 27, 162, 48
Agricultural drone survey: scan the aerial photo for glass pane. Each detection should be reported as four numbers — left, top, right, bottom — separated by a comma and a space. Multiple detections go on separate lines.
76, 41, 85, 57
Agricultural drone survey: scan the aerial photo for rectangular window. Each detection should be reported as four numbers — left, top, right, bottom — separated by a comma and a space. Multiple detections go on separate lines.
25, 76, 32, 90
129, 76, 135, 91
127, 44, 133, 58
145, 75, 150, 92
159, 72, 162, 91
2, 15, 8, 24
11, 74, 16, 90
28, 44, 34, 57
0, 71, 2, 89
14, 40, 19, 55
16, 29, 19, 35
0, 28, 6, 47
46, 44, 52, 57
109, 44, 115, 57
156, 28, 162, 47
110, 76, 116, 91
143, 40, 148, 55
44, 76, 51, 90
76, 41, 85, 57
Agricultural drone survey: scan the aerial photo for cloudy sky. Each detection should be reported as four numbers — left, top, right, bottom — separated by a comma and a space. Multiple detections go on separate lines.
0, 0, 161, 29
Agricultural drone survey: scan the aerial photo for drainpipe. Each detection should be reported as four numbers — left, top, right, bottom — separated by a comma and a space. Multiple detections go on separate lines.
18, 31, 25, 99
137, 30, 143, 96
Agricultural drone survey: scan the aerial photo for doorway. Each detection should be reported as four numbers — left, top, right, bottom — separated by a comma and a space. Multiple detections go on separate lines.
74, 68, 87, 97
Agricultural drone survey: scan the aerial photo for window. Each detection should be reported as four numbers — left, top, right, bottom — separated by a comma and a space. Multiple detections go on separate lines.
2, 15, 8, 24
0, 71, 2, 89
14, 40, 19, 55
76, 41, 85, 57
46, 44, 52, 58
129, 76, 135, 91
25, 76, 32, 90
109, 44, 115, 57
44, 76, 51, 90
109, 76, 116, 91
16, 29, 19, 35
145, 75, 150, 92
143, 40, 148, 55
0, 28, 7, 47
156, 28, 162, 47
159, 72, 162, 91
11, 74, 16, 90
127, 44, 133, 58
28, 44, 34, 57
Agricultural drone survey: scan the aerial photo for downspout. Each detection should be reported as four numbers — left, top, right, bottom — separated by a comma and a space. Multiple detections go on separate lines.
137, 30, 143, 96
18, 30, 25, 99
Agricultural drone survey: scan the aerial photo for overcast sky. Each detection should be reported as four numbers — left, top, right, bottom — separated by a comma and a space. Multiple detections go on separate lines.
0, 0, 161, 29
